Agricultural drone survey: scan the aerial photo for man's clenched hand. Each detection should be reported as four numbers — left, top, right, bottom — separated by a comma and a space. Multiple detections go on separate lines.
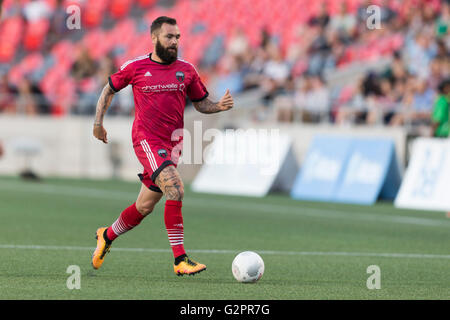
93, 123, 108, 144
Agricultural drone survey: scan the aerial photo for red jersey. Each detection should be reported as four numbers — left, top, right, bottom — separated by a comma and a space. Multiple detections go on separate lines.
109, 53, 208, 147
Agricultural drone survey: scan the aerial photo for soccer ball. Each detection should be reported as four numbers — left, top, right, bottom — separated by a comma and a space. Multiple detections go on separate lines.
231, 251, 264, 283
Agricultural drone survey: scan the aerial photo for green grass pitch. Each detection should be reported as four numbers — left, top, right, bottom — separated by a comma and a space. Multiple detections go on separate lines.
0, 175, 448, 300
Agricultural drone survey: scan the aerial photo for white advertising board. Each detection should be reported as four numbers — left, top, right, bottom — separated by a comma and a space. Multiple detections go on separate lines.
395, 138, 450, 212
191, 131, 298, 197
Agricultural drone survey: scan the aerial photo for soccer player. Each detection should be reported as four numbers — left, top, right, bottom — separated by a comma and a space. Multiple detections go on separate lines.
91, 16, 234, 276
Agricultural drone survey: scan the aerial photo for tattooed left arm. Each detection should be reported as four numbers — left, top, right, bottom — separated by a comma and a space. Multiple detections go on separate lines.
193, 89, 234, 114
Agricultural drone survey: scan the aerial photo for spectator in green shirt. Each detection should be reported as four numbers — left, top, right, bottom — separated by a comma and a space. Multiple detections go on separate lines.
431, 78, 450, 137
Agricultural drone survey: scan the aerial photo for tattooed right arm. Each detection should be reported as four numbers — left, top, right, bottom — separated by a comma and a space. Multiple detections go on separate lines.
94, 84, 115, 126
93, 84, 115, 143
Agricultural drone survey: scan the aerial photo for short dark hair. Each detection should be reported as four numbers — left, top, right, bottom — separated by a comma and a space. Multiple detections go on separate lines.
151, 16, 177, 35
438, 77, 450, 94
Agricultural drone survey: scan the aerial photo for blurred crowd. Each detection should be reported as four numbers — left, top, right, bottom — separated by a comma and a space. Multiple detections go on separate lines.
211, 0, 450, 137
0, 0, 449, 137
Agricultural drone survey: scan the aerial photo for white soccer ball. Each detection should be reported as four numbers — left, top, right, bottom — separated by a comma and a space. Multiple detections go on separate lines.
232, 251, 264, 283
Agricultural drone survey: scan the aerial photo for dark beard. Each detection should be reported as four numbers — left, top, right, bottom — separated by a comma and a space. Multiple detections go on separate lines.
155, 39, 177, 64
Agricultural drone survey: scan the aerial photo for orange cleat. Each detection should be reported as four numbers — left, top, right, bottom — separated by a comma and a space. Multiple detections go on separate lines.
91, 227, 112, 270
173, 256, 206, 276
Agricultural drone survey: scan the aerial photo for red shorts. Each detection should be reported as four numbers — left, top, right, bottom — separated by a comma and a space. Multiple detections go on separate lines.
134, 138, 180, 193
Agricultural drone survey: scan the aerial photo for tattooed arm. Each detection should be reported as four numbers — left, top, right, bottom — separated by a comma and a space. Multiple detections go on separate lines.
193, 89, 234, 114
93, 83, 116, 144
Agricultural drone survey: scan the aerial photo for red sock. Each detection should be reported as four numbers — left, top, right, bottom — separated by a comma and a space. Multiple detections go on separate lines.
106, 203, 145, 241
164, 200, 186, 258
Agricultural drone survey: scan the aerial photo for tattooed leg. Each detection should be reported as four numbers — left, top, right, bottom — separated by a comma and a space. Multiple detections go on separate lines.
156, 165, 187, 259
155, 165, 184, 201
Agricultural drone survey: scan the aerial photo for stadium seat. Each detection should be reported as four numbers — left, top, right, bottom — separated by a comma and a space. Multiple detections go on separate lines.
0, 42, 17, 63
0, 17, 24, 62
110, 0, 133, 20
43, 0, 57, 10
7, 53, 44, 85
82, 29, 110, 60
137, 0, 157, 7
24, 19, 49, 51
84, 0, 110, 28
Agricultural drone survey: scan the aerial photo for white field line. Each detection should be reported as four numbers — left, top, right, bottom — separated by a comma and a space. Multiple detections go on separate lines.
0, 244, 449, 259
0, 181, 449, 228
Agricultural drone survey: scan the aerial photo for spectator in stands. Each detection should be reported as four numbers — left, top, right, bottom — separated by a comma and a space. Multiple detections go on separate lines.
436, 1, 450, 37
46, 0, 69, 50
428, 57, 445, 90
405, 31, 435, 78
96, 54, 116, 86
308, 2, 329, 28
335, 79, 367, 126
330, 1, 356, 43
0, 73, 16, 113
307, 25, 332, 75
366, 77, 397, 125
227, 27, 250, 59
379, 0, 397, 25
409, 77, 435, 121
71, 47, 98, 82
23, 0, 50, 23
15, 77, 49, 115
383, 51, 408, 85
356, 0, 371, 25
91, 54, 119, 113
435, 39, 450, 60
431, 78, 450, 137
15, 78, 37, 115
212, 55, 244, 96
260, 43, 290, 105
70, 47, 99, 114
294, 73, 330, 123
238, 49, 262, 90
263, 43, 290, 84
336, 72, 386, 126
390, 77, 435, 126
326, 28, 345, 70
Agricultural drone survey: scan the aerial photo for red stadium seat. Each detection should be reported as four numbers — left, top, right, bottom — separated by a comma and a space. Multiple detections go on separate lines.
7, 52, 44, 85
21, 53, 44, 73
24, 19, 49, 51
0, 42, 16, 63
0, 17, 24, 62
41, 0, 57, 11
82, 29, 111, 60
137, 0, 157, 8
110, 0, 133, 20
111, 19, 136, 47
51, 40, 76, 67
84, 0, 110, 28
